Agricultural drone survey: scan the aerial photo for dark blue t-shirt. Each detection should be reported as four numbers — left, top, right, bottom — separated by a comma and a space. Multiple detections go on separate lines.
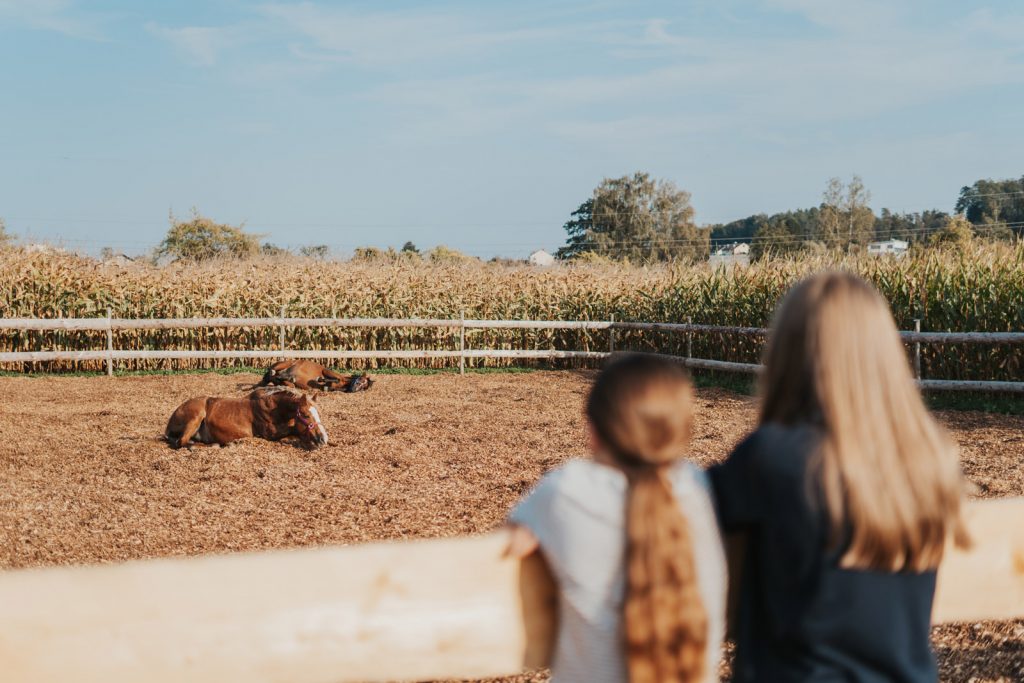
709, 424, 938, 683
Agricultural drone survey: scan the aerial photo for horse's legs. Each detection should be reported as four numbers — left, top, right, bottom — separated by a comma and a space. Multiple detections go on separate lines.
173, 413, 206, 449
319, 367, 347, 390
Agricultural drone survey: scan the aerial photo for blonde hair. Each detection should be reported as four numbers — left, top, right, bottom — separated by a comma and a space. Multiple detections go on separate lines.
586, 353, 706, 683
760, 272, 969, 571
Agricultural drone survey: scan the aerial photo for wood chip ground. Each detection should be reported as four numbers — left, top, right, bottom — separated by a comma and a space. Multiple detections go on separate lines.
1, 372, 1021, 682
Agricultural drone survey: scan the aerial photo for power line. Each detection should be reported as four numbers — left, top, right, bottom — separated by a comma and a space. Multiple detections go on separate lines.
15, 220, 1022, 253
958, 190, 1024, 199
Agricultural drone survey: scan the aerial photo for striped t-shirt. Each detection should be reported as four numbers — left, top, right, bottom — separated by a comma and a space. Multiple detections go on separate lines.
509, 458, 726, 683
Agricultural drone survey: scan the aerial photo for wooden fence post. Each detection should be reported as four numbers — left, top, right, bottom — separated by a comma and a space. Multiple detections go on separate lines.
609, 313, 615, 353
914, 319, 922, 379
459, 311, 466, 376
279, 305, 286, 354
105, 308, 114, 377
687, 316, 693, 360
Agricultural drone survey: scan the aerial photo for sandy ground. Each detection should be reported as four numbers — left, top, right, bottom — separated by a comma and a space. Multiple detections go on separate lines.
0, 371, 1021, 682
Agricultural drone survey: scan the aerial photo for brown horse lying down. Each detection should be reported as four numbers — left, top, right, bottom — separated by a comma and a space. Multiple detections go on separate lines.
165, 387, 328, 449
259, 360, 375, 393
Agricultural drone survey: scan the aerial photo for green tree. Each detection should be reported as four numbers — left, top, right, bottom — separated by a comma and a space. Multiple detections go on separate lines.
708, 214, 765, 244
716, 207, 820, 258
299, 244, 329, 259
555, 198, 594, 260
557, 173, 707, 262
401, 241, 420, 254
352, 246, 387, 261
816, 176, 875, 249
874, 209, 948, 243
955, 176, 1024, 238
751, 215, 804, 261
261, 243, 291, 256
929, 215, 975, 251
0, 218, 13, 248
427, 245, 476, 264
156, 210, 262, 262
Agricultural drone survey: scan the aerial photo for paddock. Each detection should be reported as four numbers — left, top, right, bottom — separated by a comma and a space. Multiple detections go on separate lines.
1, 371, 1021, 681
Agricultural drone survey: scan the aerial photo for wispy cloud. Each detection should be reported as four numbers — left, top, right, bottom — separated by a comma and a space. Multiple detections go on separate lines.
964, 7, 1024, 43
138, 1, 1024, 146
146, 23, 236, 66
0, 0, 104, 39
257, 2, 584, 68
763, 0, 900, 33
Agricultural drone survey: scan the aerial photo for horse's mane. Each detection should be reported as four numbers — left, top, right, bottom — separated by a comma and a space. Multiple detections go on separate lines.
250, 386, 305, 400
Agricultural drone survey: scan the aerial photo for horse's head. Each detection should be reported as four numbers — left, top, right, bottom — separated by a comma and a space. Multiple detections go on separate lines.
346, 373, 375, 393
289, 392, 328, 448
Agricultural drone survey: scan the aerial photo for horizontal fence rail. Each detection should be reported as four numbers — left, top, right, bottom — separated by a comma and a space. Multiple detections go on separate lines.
1, 498, 1022, 683
0, 317, 1020, 392
1, 316, 1023, 344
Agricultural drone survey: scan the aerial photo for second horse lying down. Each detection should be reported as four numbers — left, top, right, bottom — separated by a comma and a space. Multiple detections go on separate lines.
165, 387, 328, 450
259, 360, 374, 393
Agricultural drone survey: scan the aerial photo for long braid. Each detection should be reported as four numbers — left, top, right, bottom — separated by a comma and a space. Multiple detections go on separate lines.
623, 469, 707, 683
586, 353, 708, 683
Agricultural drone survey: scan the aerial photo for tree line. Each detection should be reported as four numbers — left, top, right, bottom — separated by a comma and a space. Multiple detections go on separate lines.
558, 173, 1024, 263
4, 175, 1020, 265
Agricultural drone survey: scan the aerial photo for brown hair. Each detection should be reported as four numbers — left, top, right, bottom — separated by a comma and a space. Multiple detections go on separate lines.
586, 353, 706, 683
760, 272, 969, 571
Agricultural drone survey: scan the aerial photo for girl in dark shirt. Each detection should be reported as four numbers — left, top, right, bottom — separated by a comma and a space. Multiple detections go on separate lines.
710, 272, 970, 683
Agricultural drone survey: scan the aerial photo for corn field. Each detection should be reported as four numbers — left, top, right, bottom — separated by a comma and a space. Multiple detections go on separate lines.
1, 244, 1021, 382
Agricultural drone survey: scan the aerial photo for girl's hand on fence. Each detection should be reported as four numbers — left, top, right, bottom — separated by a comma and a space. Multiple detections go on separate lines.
503, 524, 539, 559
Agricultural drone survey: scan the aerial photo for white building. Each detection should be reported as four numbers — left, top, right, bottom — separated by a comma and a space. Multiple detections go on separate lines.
528, 249, 556, 266
867, 239, 909, 257
708, 242, 750, 267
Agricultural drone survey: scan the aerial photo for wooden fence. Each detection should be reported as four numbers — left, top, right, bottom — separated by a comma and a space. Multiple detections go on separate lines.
2, 497, 1022, 683
0, 316, 1021, 392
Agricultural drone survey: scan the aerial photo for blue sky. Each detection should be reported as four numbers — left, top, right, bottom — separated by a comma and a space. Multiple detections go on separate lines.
2, 1, 1023, 257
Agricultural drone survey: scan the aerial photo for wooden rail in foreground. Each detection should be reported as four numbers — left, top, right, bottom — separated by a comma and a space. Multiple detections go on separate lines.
1, 497, 1021, 683
0, 316, 1021, 392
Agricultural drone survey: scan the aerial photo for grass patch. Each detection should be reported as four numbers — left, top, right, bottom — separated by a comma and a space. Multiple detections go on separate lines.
0, 364, 541, 379
925, 391, 1024, 416
2, 364, 1019, 414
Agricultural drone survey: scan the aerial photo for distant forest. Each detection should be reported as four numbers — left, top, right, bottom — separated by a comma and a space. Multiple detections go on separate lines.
707, 175, 1024, 257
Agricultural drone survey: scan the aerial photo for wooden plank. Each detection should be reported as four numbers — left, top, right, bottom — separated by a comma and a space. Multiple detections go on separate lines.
903, 331, 1024, 344
0, 349, 609, 362
0, 317, 461, 332
0, 532, 555, 683
464, 319, 612, 330
933, 497, 1024, 623
0, 350, 469, 362
0, 317, 1019, 344
918, 379, 1024, 394
614, 321, 768, 336
0, 499, 1019, 683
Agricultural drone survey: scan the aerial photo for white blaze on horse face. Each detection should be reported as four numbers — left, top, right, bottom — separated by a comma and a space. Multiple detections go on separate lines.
309, 405, 328, 444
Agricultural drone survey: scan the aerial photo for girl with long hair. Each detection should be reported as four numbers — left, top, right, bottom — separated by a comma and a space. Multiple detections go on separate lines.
507, 353, 726, 683
711, 271, 970, 682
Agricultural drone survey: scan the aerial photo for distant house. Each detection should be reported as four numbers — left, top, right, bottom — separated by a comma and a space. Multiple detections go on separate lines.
528, 249, 555, 266
867, 239, 909, 257
708, 242, 750, 267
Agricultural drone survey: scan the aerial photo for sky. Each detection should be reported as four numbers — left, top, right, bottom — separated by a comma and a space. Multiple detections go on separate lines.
1, 1, 1023, 258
